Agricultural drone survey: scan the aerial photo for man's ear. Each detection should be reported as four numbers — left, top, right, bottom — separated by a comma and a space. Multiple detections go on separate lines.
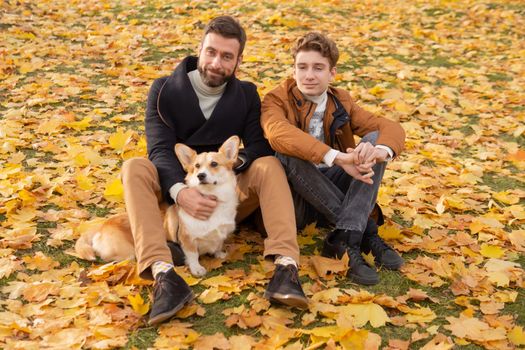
330, 66, 337, 81
197, 42, 203, 57
174, 143, 197, 171
219, 135, 240, 162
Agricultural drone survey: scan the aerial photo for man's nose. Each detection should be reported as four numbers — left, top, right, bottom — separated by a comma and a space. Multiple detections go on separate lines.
305, 69, 315, 79
210, 55, 222, 68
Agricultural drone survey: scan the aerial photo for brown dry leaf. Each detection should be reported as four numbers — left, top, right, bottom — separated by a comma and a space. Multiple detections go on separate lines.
198, 287, 226, 304
396, 288, 438, 304
175, 303, 205, 319
225, 308, 262, 329
420, 333, 454, 350
310, 254, 349, 278
22, 252, 59, 271
229, 335, 256, 350
508, 230, 525, 251
444, 315, 507, 342
411, 330, 430, 342
479, 300, 504, 315
385, 339, 410, 350
22, 282, 61, 302
193, 332, 230, 350
0, 257, 22, 279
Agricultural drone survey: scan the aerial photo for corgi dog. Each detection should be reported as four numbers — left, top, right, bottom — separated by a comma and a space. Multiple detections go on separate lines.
75, 136, 240, 277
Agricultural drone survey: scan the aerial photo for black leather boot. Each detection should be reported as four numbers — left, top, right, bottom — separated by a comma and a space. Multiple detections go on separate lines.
322, 228, 379, 285
361, 218, 404, 270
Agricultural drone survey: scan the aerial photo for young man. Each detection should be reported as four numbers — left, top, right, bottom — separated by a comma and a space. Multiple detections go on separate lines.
123, 16, 307, 326
261, 32, 405, 285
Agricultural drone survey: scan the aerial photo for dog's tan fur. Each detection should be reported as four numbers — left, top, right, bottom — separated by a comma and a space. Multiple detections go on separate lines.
75, 136, 240, 276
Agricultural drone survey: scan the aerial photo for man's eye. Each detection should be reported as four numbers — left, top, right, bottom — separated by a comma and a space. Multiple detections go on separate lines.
210, 161, 218, 167
195, 163, 200, 168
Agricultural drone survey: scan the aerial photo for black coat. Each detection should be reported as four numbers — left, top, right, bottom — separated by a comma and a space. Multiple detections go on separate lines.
145, 56, 273, 202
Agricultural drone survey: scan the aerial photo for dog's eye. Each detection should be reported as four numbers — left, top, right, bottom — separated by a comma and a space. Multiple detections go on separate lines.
210, 161, 218, 168
195, 163, 200, 168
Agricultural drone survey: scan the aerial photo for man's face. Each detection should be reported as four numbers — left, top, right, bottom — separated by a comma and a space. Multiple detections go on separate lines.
198, 33, 241, 87
293, 50, 336, 96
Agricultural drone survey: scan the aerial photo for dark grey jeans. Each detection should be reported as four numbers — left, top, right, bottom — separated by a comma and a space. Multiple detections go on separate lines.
276, 132, 385, 233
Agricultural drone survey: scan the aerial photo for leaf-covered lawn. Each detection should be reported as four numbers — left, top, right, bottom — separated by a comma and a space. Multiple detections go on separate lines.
1, 0, 524, 349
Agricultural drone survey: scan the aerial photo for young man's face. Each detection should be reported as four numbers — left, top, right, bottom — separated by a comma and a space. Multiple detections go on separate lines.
293, 50, 336, 96
198, 33, 241, 87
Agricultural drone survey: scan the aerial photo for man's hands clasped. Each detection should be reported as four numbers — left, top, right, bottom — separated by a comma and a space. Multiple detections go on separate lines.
333, 142, 388, 185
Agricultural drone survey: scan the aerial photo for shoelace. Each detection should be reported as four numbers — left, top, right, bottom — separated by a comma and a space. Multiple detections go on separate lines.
276, 265, 299, 284
346, 246, 368, 266
368, 233, 391, 253
154, 272, 179, 298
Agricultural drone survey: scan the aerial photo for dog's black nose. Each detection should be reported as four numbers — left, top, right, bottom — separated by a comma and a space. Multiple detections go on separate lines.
197, 173, 206, 181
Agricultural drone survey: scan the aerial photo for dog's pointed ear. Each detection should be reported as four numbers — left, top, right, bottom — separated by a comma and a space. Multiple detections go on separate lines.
219, 135, 240, 162
174, 143, 197, 171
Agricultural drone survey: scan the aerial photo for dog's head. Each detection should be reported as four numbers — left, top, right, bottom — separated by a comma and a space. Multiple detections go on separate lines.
174, 136, 240, 188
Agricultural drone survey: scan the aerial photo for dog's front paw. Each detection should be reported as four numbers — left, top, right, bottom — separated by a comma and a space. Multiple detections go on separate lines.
189, 264, 207, 277
214, 251, 227, 259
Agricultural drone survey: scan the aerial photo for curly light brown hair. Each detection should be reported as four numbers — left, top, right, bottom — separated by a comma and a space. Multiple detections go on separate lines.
292, 32, 339, 68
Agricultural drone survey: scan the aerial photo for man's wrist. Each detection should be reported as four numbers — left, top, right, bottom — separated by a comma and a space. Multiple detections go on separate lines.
375, 145, 393, 161
323, 149, 340, 167
169, 183, 188, 204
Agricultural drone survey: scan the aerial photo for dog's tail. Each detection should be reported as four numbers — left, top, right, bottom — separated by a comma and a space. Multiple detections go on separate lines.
75, 229, 98, 261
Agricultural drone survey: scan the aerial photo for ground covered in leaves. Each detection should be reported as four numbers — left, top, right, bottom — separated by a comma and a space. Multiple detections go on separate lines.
1, 0, 524, 349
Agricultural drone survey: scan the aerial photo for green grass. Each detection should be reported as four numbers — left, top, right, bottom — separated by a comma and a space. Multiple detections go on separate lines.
487, 73, 514, 82
482, 172, 524, 192
121, 327, 158, 350
82, 204, 112, 217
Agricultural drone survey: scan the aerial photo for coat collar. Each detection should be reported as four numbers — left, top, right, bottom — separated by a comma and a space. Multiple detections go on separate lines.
286, 78, 342, 112
156, 56, 243, 145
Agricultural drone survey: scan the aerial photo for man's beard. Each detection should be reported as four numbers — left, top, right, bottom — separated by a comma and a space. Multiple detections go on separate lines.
197, 61, 237, 87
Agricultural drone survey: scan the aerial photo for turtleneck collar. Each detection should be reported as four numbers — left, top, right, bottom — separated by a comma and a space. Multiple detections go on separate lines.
188, 69, 227, 97
303, 90, 328, 111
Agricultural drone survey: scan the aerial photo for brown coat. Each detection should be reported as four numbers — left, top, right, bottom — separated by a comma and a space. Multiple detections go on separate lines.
261, 78, 405, 163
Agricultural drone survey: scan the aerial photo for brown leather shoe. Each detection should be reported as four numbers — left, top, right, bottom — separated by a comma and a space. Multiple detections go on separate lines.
148, 269, 194, 326
264, 264, 308, 309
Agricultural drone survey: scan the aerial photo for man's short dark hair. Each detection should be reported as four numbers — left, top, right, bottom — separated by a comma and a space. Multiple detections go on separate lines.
292, 32, 339, 68
204, 16, 247, 56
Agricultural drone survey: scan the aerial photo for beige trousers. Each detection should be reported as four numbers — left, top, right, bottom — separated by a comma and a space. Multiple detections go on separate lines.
121, 156, 299, 280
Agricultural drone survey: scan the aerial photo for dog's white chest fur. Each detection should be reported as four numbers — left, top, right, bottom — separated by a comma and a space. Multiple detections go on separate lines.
179, 184, 238, 254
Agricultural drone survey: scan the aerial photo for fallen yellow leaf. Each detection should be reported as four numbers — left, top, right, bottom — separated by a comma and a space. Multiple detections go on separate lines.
127, 293, 150, 316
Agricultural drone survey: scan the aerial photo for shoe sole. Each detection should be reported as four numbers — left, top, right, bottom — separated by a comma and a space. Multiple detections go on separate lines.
348, 272, 379, 286
378, 261, 404, 270
263, 291, 309, 309
148, 291, 195, 326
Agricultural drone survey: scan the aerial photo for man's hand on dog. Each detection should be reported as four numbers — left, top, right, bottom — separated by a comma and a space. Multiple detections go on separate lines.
177, 188, 218, 220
